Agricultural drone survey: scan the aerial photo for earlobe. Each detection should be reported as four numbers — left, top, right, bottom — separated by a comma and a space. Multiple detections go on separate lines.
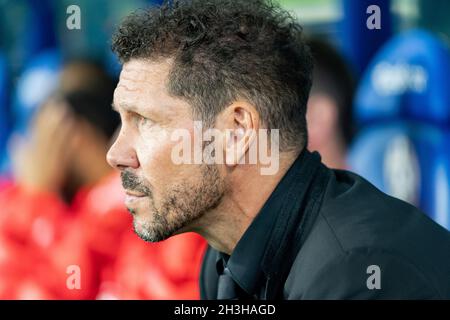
219, 101, 260, 167
225, 128, 243, 166
224, 125, 257, 167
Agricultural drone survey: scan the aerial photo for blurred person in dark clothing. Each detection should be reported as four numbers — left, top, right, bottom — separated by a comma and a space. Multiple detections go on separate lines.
306, 38, 355, 170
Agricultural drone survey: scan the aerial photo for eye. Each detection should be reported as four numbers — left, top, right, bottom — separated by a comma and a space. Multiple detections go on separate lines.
136, 114, 152, 127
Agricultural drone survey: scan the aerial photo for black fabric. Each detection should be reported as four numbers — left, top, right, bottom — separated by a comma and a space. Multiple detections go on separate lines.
200, 149, 450, 300
217, 268, 240, 300
215, 252, 257, 300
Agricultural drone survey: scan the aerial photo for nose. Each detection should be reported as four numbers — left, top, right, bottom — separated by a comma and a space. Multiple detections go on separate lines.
107, 131, 140, 170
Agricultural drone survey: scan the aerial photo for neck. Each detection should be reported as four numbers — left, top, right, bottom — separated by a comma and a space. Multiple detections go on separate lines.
192, 151, 299, 255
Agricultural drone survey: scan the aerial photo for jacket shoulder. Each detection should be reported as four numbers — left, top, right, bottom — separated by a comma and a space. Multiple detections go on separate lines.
284, 169, 450, 299
285, 246, 444, 299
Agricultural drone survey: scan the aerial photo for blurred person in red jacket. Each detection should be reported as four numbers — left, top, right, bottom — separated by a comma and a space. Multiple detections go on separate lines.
0, 89, 119, 299
0, 60, 120, 298
306, 38, 355, 170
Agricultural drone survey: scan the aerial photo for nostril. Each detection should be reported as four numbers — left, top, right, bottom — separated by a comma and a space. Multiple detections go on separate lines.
108, 153, 140, 170
106, 151, 116, 168
107, 152, 126, 170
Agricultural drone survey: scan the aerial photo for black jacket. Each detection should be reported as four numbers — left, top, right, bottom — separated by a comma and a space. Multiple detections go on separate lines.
200, 150, 450, 299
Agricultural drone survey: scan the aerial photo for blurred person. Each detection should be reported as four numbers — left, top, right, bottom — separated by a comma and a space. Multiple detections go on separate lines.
12, 92, 118, 202
107, 0, 450, 300
0, 89, 120, 299
306, 38, 355, 170
0, 60, 120, 299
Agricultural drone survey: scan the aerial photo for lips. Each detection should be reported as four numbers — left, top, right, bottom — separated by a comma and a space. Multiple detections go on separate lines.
124, 190, 147, 207
125, 190, 146, 197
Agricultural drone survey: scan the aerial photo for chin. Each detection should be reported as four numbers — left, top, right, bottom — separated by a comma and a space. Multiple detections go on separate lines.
132, 215, 170, 243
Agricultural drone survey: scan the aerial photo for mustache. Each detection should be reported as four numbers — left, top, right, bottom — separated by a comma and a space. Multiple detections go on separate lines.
121, 171, 151, 196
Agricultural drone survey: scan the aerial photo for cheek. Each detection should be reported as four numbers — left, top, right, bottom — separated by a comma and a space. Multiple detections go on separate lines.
136, 128, 179, 187
136, 126, 207, 190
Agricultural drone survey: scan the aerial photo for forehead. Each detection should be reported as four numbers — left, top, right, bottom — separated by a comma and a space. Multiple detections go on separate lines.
114, 58, 182, 114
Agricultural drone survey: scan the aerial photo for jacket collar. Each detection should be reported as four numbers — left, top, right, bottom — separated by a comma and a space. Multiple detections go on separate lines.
215, 149, 328, 299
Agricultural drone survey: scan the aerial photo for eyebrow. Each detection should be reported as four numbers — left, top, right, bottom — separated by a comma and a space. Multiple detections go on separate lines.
112, 102, 140, 114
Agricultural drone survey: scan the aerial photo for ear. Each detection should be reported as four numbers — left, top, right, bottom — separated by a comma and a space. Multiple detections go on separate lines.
216, 100, 260, 167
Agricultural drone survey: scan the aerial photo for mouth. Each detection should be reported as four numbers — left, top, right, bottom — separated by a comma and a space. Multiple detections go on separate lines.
125, 189, 147, 197
124, 190, 148, 207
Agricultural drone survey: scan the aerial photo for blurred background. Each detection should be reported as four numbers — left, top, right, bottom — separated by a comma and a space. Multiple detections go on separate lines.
0, 0, 448, 299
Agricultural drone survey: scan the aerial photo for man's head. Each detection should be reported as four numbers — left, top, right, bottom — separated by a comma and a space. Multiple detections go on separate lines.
107, 0, 313, 242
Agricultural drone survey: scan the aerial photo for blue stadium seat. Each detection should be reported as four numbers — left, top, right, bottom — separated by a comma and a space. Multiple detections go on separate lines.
354, 29, 450, 127
349, 30, 450, 230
